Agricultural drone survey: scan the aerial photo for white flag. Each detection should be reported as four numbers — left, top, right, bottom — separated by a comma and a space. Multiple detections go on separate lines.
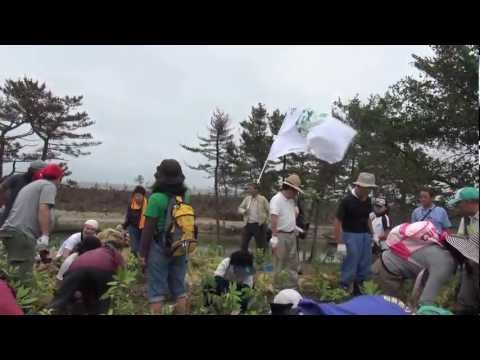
266, 107, 356, 164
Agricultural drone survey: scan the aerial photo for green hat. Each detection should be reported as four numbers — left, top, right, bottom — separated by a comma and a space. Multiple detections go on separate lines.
447, 187, 479, 207
417, 305, 453, 315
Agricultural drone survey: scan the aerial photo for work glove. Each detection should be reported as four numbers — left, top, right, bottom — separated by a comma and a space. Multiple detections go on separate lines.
36, 235, 49, 251
270, 236, 279, 249
336, 244, 347, 258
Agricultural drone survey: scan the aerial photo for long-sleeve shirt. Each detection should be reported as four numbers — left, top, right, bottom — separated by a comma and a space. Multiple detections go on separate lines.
238, 195, 269, 225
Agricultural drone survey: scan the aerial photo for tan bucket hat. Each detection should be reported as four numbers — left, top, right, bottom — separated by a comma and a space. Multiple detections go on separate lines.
353, 172, 377, 188
283, 173, 304, 193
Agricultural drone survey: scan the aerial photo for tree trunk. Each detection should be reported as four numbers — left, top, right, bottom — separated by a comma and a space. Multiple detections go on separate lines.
214, 135, 220, 244
308, 199, 320, 263
0, 136, 5, 179
41, 138, 49, 160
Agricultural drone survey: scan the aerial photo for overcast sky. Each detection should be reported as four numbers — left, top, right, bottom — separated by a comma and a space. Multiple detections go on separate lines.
0, 45, 432, 190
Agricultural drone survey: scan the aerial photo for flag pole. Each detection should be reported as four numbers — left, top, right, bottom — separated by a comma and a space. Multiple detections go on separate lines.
256, 159, 269, 184
282, 156, 287, 181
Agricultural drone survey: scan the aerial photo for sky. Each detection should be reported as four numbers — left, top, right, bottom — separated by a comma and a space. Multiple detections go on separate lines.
0, 45, 433, 191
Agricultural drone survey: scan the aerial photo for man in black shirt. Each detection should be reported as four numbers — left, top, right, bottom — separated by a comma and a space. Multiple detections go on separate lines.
334, 172, 376, 295
0, 160, 46, 226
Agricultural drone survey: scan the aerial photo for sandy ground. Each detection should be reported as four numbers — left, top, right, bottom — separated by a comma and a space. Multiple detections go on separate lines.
54, 210, 335, 246
54, 210, 247, 232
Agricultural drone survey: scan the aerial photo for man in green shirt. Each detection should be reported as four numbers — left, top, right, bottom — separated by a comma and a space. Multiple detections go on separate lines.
140, 159, 190, 315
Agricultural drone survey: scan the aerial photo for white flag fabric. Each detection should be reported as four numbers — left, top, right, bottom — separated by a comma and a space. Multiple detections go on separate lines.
266, 108, 306, 161
266, 107, 357, 164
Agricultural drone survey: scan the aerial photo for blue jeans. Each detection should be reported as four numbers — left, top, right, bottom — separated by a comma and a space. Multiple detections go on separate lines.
147, 237, 187, 303
127, 225, 142, 256
341, 232, 373, 287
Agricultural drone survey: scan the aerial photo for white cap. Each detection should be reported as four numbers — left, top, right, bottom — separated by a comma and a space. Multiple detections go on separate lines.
84, 219, 99, 230
273, 289, 303, 309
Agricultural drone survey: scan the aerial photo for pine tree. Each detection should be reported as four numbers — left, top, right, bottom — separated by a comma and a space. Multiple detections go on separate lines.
0, 86, 35, 177
181, 108, 234, 242
1, 77, 101, 163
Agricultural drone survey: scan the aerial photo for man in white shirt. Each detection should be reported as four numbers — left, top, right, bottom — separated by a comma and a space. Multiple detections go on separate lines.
270, 174, 302, 290
238, 183, 270, 252
56, 219, 99, 259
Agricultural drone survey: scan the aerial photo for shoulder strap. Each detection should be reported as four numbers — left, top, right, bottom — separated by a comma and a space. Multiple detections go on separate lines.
164, 195, 177, 232
420, 206, 435, 221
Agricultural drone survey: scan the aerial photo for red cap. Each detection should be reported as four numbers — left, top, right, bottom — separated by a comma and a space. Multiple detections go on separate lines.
39, 164, 64, 180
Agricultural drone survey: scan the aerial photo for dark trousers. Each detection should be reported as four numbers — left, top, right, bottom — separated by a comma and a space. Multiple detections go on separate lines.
203, 276, 251, 313
50, 268, 115, 315
241, 223, 266, 252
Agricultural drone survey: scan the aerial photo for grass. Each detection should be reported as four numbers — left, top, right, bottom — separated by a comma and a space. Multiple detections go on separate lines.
0, 242, 460, 315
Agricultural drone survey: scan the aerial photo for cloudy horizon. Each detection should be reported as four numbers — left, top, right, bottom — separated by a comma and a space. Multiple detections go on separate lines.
0, 45, 433, 190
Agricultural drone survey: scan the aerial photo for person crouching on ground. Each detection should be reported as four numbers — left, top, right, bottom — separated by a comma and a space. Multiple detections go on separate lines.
204, 250, 256, 313
373, 221, 456, 308
122, 185, 147, 257
49, 240, 125, 315
334, 172, 376, 296
370, 197, 392, 257
238, 183, 269, 253
55, 219, 100, 260
445, 187, 479, 314
55, 235, 102, 285
270, 289, 452, 315
139, 159, 190, 315
269, 174, 303, 290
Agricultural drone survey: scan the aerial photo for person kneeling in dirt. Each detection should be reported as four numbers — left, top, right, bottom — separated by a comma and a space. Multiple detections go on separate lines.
56, 235, 102, 285
55, 219, 100, 260
204, 250, 256, 313
270, 289, 452, 315
0, 272, 24, 315
372, 221, 457, 308
49, 240, 125, 315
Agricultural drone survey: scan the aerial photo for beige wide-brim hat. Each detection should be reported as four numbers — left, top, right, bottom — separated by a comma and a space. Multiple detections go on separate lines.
353, 172, 377, 188
283, 174, 304, 194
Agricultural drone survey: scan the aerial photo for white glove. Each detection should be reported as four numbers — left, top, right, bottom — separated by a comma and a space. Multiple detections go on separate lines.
36, 235, 49, 250
270, 236, 279, 249
336, 244, 347, 256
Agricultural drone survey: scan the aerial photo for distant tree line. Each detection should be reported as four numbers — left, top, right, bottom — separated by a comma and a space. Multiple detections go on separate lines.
0, 77, 101, 179
182, 45, 479, 243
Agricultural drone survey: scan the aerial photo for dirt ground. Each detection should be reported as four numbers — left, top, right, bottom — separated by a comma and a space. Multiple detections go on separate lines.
54, 210, 247, 232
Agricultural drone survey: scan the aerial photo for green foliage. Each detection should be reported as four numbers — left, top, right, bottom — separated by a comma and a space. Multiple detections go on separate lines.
206, 282, 243, 315
0, 245, 57, 314
254, 248, 271, 270
101, 254, 140, 315
361, 280, 381, 295
313, 275, 350, 302
435, 272, 460, 310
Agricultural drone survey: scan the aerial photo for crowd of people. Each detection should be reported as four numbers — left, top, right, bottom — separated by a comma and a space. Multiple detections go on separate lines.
0, 158, 478, 316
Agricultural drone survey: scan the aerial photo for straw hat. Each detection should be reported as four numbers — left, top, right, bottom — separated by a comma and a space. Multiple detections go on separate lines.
446, 231, 479, 264
353, 172, 377, 188
283, 174, 304, 193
